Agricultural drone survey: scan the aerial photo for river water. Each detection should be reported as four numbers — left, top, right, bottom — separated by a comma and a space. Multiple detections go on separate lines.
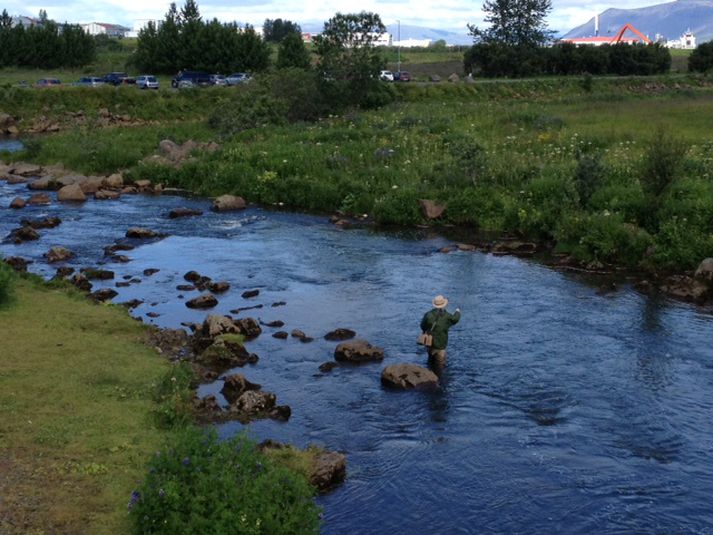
2, 143, 713, 533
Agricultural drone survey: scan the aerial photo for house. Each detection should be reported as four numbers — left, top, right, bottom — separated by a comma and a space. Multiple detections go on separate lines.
11, 15, 41, 27
80, 22, 130, 38
666, 30, 696, 49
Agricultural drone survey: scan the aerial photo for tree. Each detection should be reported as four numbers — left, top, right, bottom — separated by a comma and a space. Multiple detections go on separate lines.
689, 41, 713, 73
468, 0, 553, 47
38, 9, 49, 24
313, 12, 388, 108
1, 9, 13, 28
276, 31, 311, 69
262, 18, 301, 43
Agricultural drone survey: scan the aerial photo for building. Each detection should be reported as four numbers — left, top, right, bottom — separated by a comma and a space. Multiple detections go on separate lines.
393, 38, 432, 47
81, 22, 130, 38
11, 15, 41, 27
560, 23, 651, 46
666, 30, 696, 49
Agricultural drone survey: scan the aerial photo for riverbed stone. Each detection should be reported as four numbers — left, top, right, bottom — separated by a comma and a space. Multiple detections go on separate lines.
79, 176, 103, 194
660, 275, 710, 303
221, 374, 261, 404
6, 174, 29, 184
94, 189, 121, 200
9, 226, 40, 242
233, 390, 276, 415
199, 336, 257, 370
126, 227, 160, 239
184, 270, 202, 282
45, 246, 73, 263
318, 362, 339, 373
262, 320, 285, 328
241, 289, 259, 298
381, 364, 439, 390
272, 331, 288, 339
21, 216, 61, 229
177, 284, 196, 291
90, 288, 118, 302
324, 328, 356, 341
103, 173, 123, 189
4, 256, 31, 272
27, 176, 52, 190
169, 207, 203, 219
9, 197, 26, 209
80, 268, 114, 280
185, 293, 218, 309
492, 241, 537, 257
334, 340, 384, 363
212, 194, 246, 212
27, 193, 50, 205
694, 258, 713, 284
310, 451, 347, 493
234, 318, 262, 339
57, 183, 87, 202
291, 329, 306, 339
11, 163, 42, 177
208, 281, 230, 293
202, 314, 240, 338
419, 199, 446, 220
143, 268, 160, 276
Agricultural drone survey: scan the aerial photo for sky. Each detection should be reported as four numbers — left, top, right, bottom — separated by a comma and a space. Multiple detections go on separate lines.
8, 0, 666, 36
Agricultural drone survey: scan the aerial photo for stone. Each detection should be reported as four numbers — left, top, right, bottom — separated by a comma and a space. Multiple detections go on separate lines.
185, 294, 218, 309
381, 363, 439, 390
103, 243, 134, 255
27, 193, 51, 205
212, 194, 246, 212
4, 256, 30, 272
184, 270, 202, 282
9, 226, 39, 242
660, 275, 710, 303
694, 258, 713, 284
208, 281, 230, 293
199, 337, 255, 370
310, 452, 347, 493
134, 179, 152, 189
234, 390, 276, 415
221, 374, 261, 404
27, 177, 52, 190
21, 217, 61, 229
57, 183, 87, 202
230, 304, 263, 314
110, 255, 131, 263
54, 266, 75, 278
126, 227, 159, 239
80, 268, 114, 280
177, 284, 196, 291
94, 189, 121, 200
318, 362, 339, 373
492, 241, 537, 257
262, 320, 284, 328
6, 174, 29, 184
121, 299, 143, 309
70, 273, 92, 292
456, 243, 477, 252
419, 199, 446, 220
116, 281, 131, 288
334, 340, 385, 363
194, 395, 221, 414
11, 163, 42, 177
90, 288, 118, 302
291, 329, 306, 339
270, 405, 292, 421
448, 73, 460, 83
324, 328, 356, 341
78, 176, 103, 194
241, 289, 259, 298
202, 314, 240, 338
143, 268, 160, 276
54, 175, 81, 188
169, 207, 203, 219
299, 336, 314, 343
272, 331, 289, 339
158, 139, 181, 158
234, 318, 262, 339
103, 173, 123, 188
429, 74, 441, 82
122, 186, 138, 194
271, 301, 287, 307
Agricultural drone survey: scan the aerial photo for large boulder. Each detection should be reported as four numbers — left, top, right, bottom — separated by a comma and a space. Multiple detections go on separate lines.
310, 451, 347, 493
381, 364, 439, 390
185, 293, 218, 309
90, 288, 118, 302
57, 183, 87, 202
201, 314, 240, 338
103, 173, 123, 189
9, 197, 26, 209
419, 199, 446, 220
78, 176, 104, 194
234, 318, 262, 339
45, 246, 73, 263
198, 335, 257, 370
27, 176, 52, 190
234, 390, 276, 415
212, 194, 246, 212
334, 339, 384, 363
694, 258, 713, 284
11, 163, 42, 177
220, 374, 261, 404
9, 226, 39, 243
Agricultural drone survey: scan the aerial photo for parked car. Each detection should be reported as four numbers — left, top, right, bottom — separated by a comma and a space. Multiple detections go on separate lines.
394, 71, 411, 82
136, 75, 159, 90
35, 78, 61, 88
209, 74, 227, 86
104, 72, 135, 86
226, 72, 250, 85
379, 70, 394, 82
75, 77, 105, 87
171, 71, 211, 88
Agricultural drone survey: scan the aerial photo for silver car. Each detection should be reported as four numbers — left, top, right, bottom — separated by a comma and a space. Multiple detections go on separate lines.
75, 77, 105, 87
226, 73, 250, 85
136, 75, 160, 90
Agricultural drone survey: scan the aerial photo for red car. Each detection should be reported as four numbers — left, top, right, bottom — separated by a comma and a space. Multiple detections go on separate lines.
395, 71, 411, 82
36, 78, 61, 87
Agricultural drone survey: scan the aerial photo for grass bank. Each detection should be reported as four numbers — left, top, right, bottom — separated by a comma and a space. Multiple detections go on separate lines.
0, 277, 168, 533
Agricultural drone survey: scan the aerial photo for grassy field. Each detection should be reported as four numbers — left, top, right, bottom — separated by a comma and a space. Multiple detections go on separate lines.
0, 278, 168, 534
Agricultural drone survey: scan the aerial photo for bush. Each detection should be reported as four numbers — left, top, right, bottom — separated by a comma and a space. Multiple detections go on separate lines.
574, 151, 606, 207
0, 260, 15, 305
372, 189, 424, 225
688, 41, 713, 73
128, 427, 320, 534
153, 362, 196, 429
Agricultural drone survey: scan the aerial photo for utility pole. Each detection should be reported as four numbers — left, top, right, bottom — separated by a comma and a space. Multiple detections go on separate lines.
397, 20, 401, 74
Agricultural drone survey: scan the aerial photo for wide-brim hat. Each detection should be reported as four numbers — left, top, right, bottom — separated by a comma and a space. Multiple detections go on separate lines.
432, 295, 448, 308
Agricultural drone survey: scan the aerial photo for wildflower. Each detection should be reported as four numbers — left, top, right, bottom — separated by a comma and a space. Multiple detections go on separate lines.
159, 488, 166, 498
182, 457, 190, 466
128, 490, 141, 511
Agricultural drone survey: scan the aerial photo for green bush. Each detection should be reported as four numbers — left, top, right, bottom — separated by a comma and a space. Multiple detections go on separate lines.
153, 362, 196, 430
648, 216, 713, 271
0, 260, 15, 305
129, 427, 320, 534
573, 152, 606, 207
372, 189, 423, 225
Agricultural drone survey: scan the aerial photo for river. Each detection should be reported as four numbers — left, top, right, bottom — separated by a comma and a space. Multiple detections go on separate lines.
2, 144, 713, 533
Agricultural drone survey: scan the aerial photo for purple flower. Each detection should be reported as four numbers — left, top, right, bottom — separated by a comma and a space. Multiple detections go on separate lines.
159, 488, 166, 498
182, 457, 190, 466
128, 490, 141, 511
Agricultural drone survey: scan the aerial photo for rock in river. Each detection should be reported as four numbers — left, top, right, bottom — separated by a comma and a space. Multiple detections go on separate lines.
324, 328, 356, 341
212, 194, 246, 212
126, 227, 160, 239
57, 183, 87, 202
185, 293, 218, 309
45, 246, 73, 263
221, 373, 261, 404
9, 197, 25, 209
694, 258, 713, 284
334, 340, 384, 363
27, 193, 50, 206
381, 363, 439, 390
169, 207, 203, 219
90, 288, 118, 302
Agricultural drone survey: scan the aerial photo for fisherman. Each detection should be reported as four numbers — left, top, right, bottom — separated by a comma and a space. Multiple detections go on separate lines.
420, 295, 460, 368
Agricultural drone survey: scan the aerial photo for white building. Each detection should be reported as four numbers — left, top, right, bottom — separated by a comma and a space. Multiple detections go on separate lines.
81, 22, 130, 37
393, 38, 432, 47
666, 30, 696, 49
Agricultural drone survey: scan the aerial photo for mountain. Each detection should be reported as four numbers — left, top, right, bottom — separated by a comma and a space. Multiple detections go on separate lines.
300, 22, 471, 45
562, 0, 713, 42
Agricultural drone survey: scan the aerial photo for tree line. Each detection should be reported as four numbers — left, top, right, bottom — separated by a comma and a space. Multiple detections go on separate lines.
0, 9, 95, 68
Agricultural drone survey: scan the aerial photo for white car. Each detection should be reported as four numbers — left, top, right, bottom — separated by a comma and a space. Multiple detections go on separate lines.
136, 75, 159, 90
379, 70, 394, 82
226, 73, 250, 85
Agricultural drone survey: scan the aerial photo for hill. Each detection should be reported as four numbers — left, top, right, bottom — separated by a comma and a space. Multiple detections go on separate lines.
562, 0, 713, 42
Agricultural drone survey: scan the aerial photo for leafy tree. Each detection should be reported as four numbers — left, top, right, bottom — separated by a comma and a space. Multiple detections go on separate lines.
38, 9, 48, 24
277, 31, 311, 69
262, 18, 301, 43
313, 11, 388, 108
1, 9, 13, 28
689, 41, 713, 73
468, 0, 553, 47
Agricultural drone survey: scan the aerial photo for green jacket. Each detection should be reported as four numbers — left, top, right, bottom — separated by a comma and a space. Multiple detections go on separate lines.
420, 308, 460, 350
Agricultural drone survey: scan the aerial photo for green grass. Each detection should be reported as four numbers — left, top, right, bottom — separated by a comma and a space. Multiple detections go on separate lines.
0, 278, 168, 534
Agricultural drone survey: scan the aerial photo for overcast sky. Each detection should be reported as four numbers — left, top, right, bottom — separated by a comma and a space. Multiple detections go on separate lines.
9, 0, 663, 35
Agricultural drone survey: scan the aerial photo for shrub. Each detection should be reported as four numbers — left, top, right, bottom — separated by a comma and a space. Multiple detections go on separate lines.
0, 260, 15, 305
129, 427, 320, 534
443, 133, 488, 186
688, 41, 713, 73
648, 216, 713, 271
153, 362, 196, 429
372, 189, 424, 225
574, 151, 606, 207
